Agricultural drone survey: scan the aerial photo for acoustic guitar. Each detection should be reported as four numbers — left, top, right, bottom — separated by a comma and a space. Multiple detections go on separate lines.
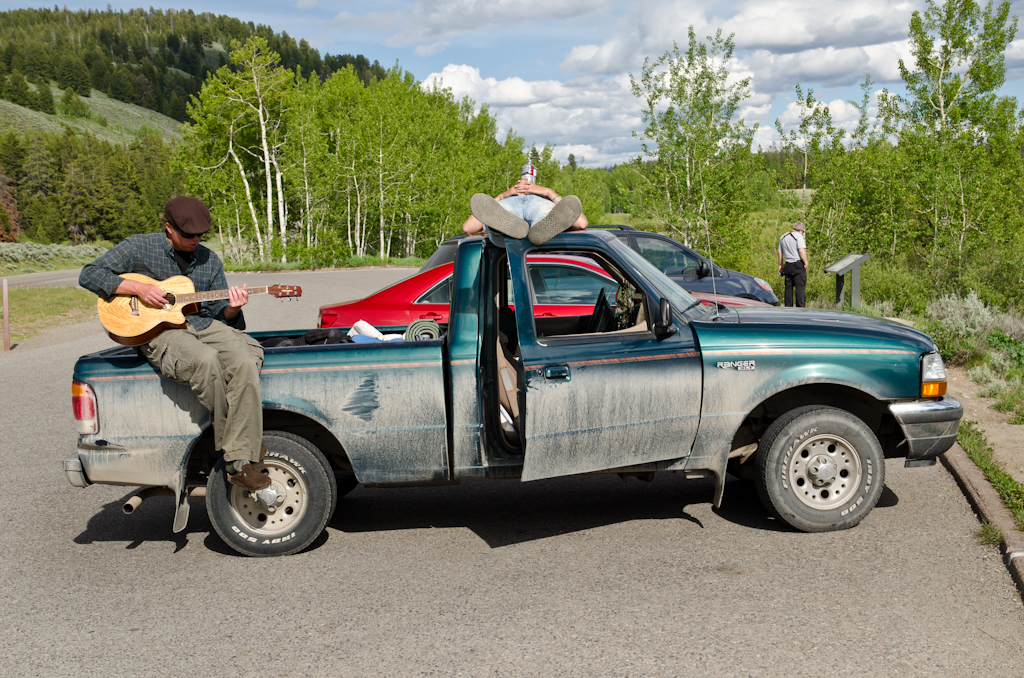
98, 272, 302, 346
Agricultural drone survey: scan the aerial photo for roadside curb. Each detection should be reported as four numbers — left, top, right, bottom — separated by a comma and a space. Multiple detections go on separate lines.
941, 443, 1024, 598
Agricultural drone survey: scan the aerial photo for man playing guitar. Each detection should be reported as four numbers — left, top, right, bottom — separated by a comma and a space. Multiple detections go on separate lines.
79, 197, 271, 492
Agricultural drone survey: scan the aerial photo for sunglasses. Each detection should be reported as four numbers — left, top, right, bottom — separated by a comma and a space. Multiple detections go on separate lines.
169, 223, 202, 240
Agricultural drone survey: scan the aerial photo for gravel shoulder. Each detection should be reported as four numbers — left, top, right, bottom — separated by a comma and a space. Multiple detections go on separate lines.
946, 365, 1024, 485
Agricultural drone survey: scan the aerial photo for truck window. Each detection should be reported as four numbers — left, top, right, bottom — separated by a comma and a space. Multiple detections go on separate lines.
529, 251, 648, 338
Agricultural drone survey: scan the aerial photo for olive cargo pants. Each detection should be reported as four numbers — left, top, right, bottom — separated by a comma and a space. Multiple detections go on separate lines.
141, 321, 264, 463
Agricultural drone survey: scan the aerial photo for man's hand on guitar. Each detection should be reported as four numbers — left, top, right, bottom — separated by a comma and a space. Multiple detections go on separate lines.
115, 278, 169, 308
224, 284, 248, 320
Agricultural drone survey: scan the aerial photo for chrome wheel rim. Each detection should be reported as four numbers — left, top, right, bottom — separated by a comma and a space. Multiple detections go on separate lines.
788, 433, 862, 510
229, 459, 308, 535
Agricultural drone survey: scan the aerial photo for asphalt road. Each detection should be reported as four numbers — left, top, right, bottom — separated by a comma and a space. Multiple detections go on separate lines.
2, 268, 1024, 676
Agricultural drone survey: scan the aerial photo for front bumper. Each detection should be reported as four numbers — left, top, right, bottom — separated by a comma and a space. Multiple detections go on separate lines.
889, 396, 963, 460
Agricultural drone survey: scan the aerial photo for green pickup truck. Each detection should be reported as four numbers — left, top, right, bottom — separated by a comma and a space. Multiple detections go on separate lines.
65, 231, 962, 557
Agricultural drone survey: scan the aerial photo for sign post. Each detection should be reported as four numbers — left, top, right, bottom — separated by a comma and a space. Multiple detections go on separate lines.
823, 254, 871, 310
2, 278, 9, 351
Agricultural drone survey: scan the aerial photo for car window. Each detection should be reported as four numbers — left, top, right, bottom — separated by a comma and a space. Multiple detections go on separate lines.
607, 238, 705, 321
529, 264, 618, 306
529, 252, 650, 338
635, 236, 700, 275
415, 276, 452, 304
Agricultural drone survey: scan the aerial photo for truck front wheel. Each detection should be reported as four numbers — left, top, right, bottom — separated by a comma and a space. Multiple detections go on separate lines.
207, 432, 333, 557
755, 406, 885, 532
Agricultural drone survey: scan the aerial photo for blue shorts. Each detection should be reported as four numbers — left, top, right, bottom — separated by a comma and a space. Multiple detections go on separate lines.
498, 194, 555, 226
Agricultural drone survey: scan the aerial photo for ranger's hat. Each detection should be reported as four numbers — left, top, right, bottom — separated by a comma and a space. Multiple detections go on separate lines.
164, 196, 211, 235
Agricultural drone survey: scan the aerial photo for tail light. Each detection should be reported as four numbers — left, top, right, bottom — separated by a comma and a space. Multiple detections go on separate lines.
72, 380, 99, 435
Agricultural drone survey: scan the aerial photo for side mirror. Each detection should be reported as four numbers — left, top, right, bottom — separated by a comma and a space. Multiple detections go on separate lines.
654, 298, 678, 339
697, 261, 712, 278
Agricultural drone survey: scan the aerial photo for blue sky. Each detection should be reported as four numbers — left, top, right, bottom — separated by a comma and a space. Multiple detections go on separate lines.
39, 1, 1024, 166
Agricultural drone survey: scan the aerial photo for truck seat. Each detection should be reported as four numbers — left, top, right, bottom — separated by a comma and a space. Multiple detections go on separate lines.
496, 337, 521, 443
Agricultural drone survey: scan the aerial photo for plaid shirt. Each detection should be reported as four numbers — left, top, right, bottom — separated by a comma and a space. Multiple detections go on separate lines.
79, 232, 244, 331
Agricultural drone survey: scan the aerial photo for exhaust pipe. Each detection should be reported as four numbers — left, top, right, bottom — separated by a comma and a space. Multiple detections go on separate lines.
123, 486, 207, 514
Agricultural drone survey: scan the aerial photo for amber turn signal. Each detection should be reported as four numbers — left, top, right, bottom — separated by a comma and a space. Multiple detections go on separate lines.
921, 381, 946, 397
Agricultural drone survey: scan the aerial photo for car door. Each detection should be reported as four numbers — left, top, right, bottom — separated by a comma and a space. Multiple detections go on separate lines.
412, 275, 453, 323
508, 243, 703, 482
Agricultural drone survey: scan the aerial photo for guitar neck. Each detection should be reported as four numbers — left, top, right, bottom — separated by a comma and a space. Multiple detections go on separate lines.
175, 287, 272, 305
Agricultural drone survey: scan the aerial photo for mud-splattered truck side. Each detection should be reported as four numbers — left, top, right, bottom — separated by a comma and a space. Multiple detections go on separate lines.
65, 231, 962, 557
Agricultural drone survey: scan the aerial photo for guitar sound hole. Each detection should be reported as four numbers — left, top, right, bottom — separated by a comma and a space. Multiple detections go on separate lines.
164, 293, 176, 305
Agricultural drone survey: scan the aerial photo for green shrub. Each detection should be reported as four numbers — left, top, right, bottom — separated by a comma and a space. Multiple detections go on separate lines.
856, 299, 895, 318
987, 328, 1024, 366
920, 318, 986, 365
968, 363, 995, 385
60, 87, 90, 118
979, 380, 1006, 398
0, 242, 107, 265
860, 259, 933, 315
988, 350, 1013, 377
927, 291, 996, 337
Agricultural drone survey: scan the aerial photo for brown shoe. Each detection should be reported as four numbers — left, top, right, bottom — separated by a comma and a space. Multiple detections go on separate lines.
227, 463, 271, 491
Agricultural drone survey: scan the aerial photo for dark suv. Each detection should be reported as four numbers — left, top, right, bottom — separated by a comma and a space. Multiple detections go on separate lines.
421, 226, 779, 305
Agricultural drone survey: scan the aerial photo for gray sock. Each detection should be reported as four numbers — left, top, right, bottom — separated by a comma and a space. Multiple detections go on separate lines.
227, 460, 247, 474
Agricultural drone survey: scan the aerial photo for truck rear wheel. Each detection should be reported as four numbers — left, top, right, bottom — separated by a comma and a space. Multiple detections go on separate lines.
755, 406, 885, 532
207, 432, 333, 557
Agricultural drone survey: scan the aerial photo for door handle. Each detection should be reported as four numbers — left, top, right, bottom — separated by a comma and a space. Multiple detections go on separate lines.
539, 312, 554, 317
544, 365, 571, 381
419, 312, 443, 319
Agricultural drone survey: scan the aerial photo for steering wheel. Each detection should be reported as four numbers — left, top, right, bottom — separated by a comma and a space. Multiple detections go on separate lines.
587, 287, 615, 334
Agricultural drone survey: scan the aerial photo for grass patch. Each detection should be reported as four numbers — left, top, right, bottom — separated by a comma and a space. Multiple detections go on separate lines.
978, 521, 1004, 546
0, 256, 91, 275
958, 420, 1024, 531
0, 88, 182, 145
224, 255, 424, 271
222, 260, 307, 272
0, 243, 108, 275
0, 286, 96, 342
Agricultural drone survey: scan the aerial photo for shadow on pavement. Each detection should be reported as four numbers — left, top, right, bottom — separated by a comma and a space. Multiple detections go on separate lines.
74, 492, 208, 553
331, 473, 719, 548
73, 475, 901, 554
73, 490, 330, 557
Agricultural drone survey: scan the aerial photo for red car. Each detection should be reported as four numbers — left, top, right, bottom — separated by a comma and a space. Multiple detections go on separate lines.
318, 254, 767, 329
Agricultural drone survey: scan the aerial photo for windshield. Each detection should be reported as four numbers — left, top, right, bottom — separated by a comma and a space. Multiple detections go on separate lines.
419, 241, 459, 273
607, 238, 707, 320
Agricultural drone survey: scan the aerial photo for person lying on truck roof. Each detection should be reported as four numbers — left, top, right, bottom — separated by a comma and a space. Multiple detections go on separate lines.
462, 163, 588, 245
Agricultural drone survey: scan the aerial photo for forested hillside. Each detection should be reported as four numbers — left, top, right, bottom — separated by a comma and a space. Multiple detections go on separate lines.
0, 7, 386, 121
0, 6, 387, 246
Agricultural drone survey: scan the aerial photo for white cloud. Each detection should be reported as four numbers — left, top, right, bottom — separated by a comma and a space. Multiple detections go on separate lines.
339, 0, 614, 47
426, 66, 643, 166
415, 41, 449, 57
723, 0, 913, 52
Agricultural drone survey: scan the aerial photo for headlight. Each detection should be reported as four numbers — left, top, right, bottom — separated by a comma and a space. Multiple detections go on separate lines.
920, 352, 947, 397
754, 277, 773, 292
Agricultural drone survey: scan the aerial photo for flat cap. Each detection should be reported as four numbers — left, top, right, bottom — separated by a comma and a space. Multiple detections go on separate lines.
164, 196, 211, 235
